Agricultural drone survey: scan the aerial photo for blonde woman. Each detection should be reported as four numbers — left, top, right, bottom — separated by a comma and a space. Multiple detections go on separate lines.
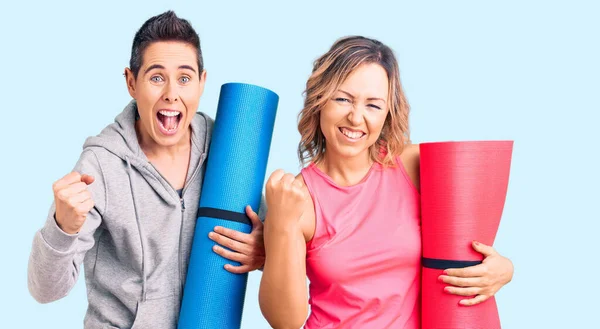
259, 36, 514, 329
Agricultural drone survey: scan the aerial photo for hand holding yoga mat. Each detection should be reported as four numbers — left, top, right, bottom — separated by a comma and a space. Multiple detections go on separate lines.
178, 83, 278, 329
420, 141, 513, 329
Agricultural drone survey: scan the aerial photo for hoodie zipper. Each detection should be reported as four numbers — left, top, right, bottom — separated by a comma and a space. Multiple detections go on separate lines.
177, 153, 206, 294
178, 196, 186, 294
146, 152, 206, 296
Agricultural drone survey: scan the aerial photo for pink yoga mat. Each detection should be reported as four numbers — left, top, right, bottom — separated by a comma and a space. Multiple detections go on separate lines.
420, 141, 513, 329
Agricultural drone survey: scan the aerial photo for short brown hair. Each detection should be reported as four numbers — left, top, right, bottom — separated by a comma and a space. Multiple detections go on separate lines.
129, 11, 203, 78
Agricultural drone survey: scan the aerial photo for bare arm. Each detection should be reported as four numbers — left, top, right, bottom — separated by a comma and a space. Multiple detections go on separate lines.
259, 171, 314, 329
400, 143, 421, 191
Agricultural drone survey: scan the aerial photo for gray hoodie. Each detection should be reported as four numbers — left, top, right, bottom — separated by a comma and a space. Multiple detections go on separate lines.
28, 100, 263, 328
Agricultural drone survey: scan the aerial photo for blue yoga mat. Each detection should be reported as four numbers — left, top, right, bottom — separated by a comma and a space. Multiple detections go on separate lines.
178, 83, 278, 329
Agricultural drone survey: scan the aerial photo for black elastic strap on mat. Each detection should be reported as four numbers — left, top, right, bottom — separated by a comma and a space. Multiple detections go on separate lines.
422, 257, 482, 269
197, 207, 251, 225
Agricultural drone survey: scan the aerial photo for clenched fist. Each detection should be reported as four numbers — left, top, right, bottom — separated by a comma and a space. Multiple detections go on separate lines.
53, 172, 95, 234
265, 169, 308, 229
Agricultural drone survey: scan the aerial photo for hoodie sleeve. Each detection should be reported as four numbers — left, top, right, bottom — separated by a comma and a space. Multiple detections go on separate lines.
28, 149, 107, 303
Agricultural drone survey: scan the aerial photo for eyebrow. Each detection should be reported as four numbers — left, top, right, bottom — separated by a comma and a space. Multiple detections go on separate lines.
178, 65, 197, 73
144, 64, 197, 74
338, 89, 386, 103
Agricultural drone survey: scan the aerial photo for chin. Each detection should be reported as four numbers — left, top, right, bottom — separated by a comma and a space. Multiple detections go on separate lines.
332, 145, 369, 159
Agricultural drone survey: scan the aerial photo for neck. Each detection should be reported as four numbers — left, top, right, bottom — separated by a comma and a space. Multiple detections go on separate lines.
318, 149, 373, 186
136, 121, 192, 160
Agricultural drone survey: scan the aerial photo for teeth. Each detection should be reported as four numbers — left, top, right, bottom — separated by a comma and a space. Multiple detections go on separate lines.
341, 128, 364, 139
159, 110, 180, 117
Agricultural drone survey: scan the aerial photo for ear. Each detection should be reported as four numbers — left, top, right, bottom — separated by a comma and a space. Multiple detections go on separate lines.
198, 69, 208, 96
124, 68, 136, 99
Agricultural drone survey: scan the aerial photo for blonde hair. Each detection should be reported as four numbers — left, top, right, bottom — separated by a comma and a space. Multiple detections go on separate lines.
297, 36, 411, 167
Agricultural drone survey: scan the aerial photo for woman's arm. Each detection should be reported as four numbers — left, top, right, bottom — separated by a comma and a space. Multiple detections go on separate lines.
259, 171, 314, 329
399, 143, 421, 192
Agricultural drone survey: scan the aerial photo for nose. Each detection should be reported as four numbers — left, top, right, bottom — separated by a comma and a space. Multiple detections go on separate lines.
347, 106, 364, 126
163, 81, 179, 103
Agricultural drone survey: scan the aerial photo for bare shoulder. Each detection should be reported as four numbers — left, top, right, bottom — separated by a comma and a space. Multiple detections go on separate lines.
296, 173, 316, 242
399, 143, 421, 192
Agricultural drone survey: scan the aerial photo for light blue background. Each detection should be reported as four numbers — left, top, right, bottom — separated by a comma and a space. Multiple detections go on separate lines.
1, 0, 598, 328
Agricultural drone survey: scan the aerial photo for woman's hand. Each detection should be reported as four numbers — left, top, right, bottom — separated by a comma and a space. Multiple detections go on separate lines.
264, 169, 308, 230
209, 205, 265, 273
439, 241, 514, 306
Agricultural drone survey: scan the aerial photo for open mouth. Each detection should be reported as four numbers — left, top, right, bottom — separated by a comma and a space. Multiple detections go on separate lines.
339, 127, 366, 141
156, 110, 182, 135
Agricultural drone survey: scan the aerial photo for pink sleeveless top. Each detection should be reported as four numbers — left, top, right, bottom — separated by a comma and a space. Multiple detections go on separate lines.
301, 158, 421, 329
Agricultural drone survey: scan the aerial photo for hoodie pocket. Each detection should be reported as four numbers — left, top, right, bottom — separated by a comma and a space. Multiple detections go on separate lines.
131, 295, 179, 329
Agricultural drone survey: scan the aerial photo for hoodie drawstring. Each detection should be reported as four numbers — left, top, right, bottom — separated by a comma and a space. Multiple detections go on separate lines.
126, 156, 147, 302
